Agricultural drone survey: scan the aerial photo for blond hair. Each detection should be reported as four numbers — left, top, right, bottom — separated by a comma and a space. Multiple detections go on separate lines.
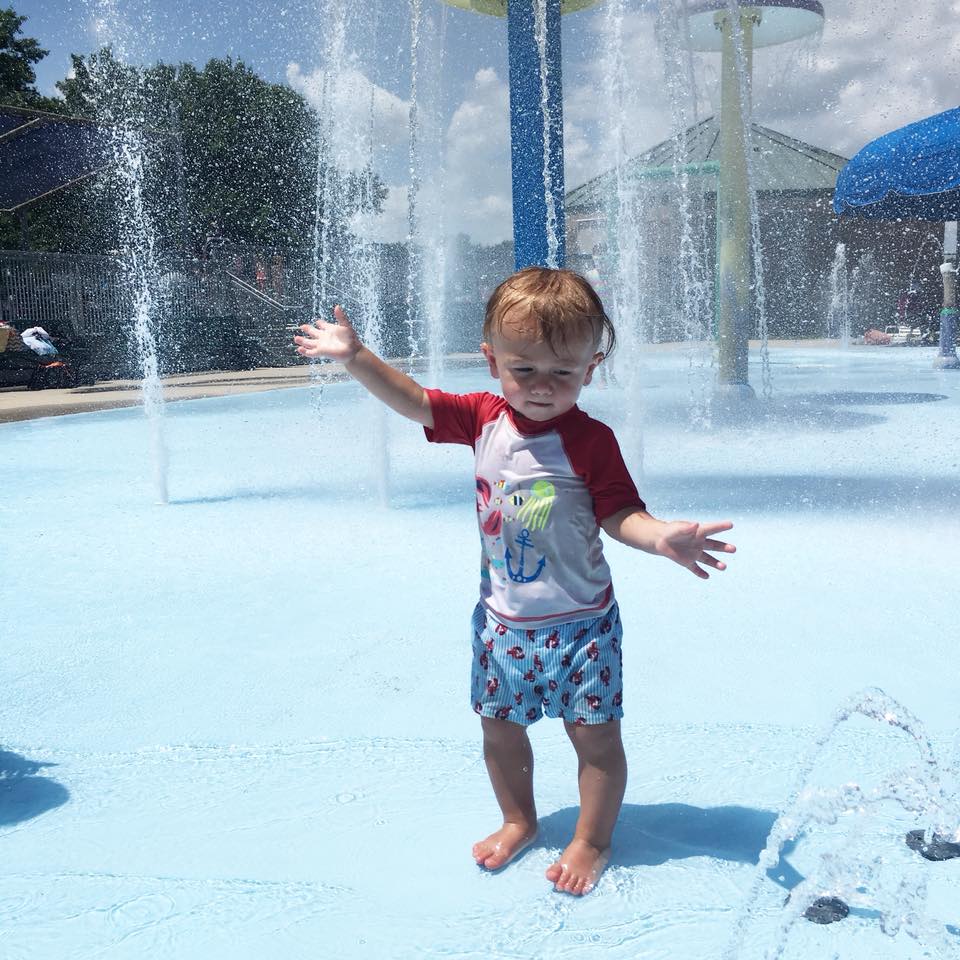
483, 266, 616, 358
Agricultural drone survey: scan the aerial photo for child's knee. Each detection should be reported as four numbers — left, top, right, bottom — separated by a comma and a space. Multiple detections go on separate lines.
481, 715, 530, 745
566, 719, 624, 762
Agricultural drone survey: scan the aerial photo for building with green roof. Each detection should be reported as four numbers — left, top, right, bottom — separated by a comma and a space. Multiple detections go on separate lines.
565, 117, 940, 340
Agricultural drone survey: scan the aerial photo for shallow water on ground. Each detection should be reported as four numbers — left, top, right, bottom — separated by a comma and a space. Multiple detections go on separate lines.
2, 346, 959, 958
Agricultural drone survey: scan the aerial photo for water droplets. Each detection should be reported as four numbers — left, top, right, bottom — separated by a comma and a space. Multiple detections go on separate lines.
724, 687, 960, 959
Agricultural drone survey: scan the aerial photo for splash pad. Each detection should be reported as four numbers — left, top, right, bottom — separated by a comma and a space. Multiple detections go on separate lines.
3, 0, 960, 956
3, 344, 960, 958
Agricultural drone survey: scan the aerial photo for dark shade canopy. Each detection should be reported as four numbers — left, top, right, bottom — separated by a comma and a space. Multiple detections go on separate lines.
0, 105, 112, 213
834, 106, 960, 220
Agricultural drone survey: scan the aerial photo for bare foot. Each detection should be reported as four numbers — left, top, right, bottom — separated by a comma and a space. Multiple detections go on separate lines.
472, 821, 538, 870
545, 838, 610, 895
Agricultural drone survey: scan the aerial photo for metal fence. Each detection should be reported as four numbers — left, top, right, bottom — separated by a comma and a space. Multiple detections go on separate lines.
0, 243, 428, 380
0, 250, 127, 340
0, 248, 313, 377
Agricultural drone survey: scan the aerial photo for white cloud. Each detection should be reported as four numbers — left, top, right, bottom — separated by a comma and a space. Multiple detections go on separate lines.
351, 184, 409, 244
286, 61, 412, 243
565, 0, 960, 169
511, 0, 960, 248
748, 1, 959, 157
286, 61, 409, 172
563, 17, 678, 189
443, 67, 513, 244
289, 0, 960, 248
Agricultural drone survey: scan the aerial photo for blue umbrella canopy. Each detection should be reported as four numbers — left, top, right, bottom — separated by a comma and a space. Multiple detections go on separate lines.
834, 106, 960, 220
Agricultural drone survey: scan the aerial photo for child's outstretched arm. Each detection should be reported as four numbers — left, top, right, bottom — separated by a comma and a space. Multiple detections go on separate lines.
294, 305, 433, 428
600, 508, 735, 580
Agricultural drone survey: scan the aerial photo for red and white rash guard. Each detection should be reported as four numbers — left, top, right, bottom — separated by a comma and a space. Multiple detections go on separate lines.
425, 390, 646, 629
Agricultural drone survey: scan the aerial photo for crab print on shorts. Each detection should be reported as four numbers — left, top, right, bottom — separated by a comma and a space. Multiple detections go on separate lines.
470, 601, 624, 726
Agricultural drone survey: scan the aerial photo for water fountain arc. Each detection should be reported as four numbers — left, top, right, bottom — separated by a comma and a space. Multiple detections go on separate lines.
827, 241, 851, 347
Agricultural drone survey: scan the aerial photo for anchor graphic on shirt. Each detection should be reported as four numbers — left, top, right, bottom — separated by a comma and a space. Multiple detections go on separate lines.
505, 528, 546, 584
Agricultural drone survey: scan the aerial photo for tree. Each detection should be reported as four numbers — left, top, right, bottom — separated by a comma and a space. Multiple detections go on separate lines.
42, 52, 386, 255
0, 6, 60, 109
2, 32, 389, 255
169, 57, 319, 251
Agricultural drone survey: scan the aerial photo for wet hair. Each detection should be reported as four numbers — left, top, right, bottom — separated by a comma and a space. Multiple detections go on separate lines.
483, 266, 616, 359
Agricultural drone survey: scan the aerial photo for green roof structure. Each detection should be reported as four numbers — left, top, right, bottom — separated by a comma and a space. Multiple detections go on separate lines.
566, 116, 849, 212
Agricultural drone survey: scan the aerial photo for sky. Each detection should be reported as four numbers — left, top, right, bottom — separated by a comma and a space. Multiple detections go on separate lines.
16, 0, 960, 244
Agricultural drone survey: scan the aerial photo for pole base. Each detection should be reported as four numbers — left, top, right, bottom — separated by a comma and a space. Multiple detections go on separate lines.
933, 354, 960, 370
713, 381, 757, 403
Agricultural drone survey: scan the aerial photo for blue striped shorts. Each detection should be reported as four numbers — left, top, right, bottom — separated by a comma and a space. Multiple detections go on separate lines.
470, 602, 624, 726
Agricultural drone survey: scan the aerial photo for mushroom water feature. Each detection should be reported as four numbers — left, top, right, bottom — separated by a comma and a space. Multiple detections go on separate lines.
680, 0, 825, 399
440, 0, 603, 270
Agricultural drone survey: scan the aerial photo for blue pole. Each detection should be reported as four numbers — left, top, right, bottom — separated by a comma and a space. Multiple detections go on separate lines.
507, 0, 566, 270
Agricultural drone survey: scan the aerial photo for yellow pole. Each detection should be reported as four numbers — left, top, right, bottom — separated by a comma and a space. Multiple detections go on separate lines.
715, 7, 759, 395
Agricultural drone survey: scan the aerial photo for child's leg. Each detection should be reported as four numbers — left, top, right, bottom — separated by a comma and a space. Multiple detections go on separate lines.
546, 719, 627, 895
472, 716, 539, 870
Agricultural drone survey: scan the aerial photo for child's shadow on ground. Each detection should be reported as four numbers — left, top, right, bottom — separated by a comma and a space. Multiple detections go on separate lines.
0, 750, 69, 827
538, 802, 802, 890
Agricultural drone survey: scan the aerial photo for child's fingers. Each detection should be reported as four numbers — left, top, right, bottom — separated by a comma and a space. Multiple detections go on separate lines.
700, 520, 734, 536
298, 321, 341, 343
702, 538, 736, 553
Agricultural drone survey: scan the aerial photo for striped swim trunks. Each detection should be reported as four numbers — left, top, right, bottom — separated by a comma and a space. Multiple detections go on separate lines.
470, 602, 624, 726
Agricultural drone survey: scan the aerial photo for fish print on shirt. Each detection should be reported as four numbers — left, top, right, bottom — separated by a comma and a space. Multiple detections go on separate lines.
476, 476, 557, 587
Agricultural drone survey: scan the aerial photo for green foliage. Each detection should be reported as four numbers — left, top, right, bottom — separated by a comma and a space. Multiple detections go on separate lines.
169, 57, 321, 250
0, 5, 59, 109
8, 37, 387, 254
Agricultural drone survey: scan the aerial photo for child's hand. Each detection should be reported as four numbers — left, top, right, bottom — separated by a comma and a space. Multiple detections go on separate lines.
294, 305, 362, 362
655, 520, 735, 579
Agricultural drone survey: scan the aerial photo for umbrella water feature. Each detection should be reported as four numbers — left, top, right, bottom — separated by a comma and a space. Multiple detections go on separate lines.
835, 106, 960, 370
677, 0, 825, 399
834, 107, 960, 222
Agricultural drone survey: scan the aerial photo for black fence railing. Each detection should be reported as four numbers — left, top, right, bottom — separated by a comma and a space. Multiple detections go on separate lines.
0, 248, 322, 378
0, 243, 486, 384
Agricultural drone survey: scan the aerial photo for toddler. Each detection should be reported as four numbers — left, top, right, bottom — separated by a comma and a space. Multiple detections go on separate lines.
295, 267, 735, 895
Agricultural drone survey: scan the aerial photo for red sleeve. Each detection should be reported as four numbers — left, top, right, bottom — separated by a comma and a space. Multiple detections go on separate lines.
559, 413, 646, 524
423, 390, 506, 448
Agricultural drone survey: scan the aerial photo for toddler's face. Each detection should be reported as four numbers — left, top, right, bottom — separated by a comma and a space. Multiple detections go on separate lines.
482, 319, 603, 422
